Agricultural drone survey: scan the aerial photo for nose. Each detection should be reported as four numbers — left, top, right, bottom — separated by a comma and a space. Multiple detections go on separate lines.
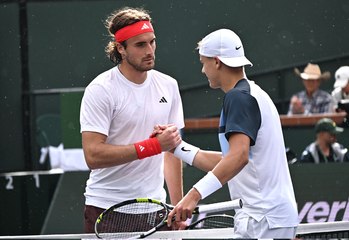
146, 43, 155, 55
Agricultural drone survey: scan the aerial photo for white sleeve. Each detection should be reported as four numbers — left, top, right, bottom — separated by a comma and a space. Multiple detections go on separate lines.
168, 80, 185, 129
80, 84, 113, 136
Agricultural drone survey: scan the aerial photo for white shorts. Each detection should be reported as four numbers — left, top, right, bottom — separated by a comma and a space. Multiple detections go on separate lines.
233, 213, 297, 239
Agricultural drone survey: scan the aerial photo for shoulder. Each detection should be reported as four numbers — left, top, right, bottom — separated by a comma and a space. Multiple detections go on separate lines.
332, 87, 342, 94
148, 70, 180, 93
332, 87, 342, 98
87, 67, 116, 88
332, 142, 345, 150
149, 69, 178, 83
300, 143, 316, 163
232, 79, 250, 93
291, 90, 306, 99
317, 89, 332, 97
225, 79, 251, 100
84, 67, 121, 100
225, 81, 262, 112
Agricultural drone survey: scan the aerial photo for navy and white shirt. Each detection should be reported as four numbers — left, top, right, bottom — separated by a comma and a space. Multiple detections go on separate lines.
219, 79, 298, 228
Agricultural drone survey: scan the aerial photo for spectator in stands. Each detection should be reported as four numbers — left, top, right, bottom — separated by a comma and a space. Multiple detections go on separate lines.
300, 118, 349, 163
287, 63, 335, 115
331, 66, 349, 112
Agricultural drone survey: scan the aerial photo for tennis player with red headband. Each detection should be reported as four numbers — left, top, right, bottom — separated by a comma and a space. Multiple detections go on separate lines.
80, 7, 185, 232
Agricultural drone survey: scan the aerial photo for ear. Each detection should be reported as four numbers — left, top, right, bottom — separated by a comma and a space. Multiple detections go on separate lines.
214, 57, 222, 69
116, 43, 126, 57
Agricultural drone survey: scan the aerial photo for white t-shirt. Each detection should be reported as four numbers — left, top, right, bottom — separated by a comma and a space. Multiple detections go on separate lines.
218, 79, 298, 228
80, 66, 184, 209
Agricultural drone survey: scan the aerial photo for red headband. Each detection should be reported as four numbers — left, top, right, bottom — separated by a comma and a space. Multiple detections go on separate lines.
114, 20, 154, 43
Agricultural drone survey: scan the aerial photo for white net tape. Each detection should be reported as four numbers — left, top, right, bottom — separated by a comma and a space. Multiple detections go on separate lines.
1, 222, 349, 239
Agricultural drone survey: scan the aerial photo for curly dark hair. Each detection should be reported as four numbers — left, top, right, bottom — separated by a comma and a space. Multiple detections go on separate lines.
105, 7, 152, 65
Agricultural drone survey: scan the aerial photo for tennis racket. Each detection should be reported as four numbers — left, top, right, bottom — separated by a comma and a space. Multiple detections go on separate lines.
186, 214, 234, 229
95, 198, 242, 239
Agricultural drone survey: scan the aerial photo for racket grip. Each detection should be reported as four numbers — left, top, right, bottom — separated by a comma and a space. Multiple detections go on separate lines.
197, 199, 243, 214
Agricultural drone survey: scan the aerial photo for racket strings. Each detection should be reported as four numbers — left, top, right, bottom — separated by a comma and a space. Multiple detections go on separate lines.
190, 215, 234, 229
96, 202, 167, 238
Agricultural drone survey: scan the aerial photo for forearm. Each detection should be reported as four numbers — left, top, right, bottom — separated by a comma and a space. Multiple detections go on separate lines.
164, 152, 183, 205
192, 150, 222, 172
82, 132, 162, 169
193, 133, 249, 200
173, 140, 222, 171
83, 140, 139, 169
212, 150, 248, 185
82, 125, 181, 169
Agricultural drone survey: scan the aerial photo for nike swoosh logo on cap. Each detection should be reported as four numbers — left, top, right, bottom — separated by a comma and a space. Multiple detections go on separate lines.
235, 46, 241, 50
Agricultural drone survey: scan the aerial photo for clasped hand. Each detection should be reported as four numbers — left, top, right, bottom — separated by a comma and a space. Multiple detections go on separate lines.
150, 124, 181, 152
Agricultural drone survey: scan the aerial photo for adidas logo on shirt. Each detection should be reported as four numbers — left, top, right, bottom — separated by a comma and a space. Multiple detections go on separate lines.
141, 23, 150, 30
159, 97, 167, 103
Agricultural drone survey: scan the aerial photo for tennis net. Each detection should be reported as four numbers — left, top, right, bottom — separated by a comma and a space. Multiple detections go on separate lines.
0, 221, 348, 239
296, 221, 349, 239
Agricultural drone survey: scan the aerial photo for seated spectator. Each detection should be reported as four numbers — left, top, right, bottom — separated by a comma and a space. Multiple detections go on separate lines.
287, 63, 335, 115
300, 118, 348, 163
331, 66, 349, 112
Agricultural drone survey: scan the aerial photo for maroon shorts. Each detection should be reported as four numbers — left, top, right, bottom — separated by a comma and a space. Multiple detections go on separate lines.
84, 205, 105, 233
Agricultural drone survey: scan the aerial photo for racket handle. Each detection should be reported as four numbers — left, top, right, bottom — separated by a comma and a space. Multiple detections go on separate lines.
197, 199, 243, 214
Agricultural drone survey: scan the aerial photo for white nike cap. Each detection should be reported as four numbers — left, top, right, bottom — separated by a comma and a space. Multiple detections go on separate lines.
334, 66, 349, 88
198, 29, 253, 67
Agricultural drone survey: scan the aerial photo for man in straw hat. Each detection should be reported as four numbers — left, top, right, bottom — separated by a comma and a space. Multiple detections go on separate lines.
287, 63, 335, 115
300, 118, 348, 163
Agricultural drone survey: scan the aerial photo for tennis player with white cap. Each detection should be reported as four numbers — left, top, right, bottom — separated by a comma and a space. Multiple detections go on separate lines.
166, 29, 299, 238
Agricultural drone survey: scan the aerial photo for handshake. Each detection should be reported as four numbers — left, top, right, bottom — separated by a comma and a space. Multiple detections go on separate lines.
149, 124, 182, 152
134, 124, 199, 165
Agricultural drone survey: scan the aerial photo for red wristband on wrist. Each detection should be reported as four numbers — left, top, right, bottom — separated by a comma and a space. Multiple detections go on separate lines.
134, 138, 162, 159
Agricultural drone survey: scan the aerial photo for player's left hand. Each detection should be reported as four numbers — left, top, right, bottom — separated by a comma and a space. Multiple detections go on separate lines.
171, 220, 188, 230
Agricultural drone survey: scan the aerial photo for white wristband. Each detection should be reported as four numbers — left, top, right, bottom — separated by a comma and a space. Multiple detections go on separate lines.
173, 140, 200, 165
193, 171, 222, 199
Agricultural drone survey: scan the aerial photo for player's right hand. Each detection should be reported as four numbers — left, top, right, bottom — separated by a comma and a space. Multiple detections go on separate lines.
149, 124, 169, 138
156, 125, 181, 151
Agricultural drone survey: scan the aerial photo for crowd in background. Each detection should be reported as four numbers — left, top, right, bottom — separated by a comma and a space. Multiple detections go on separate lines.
286, 64, 349, 164
287, 64, 349, 116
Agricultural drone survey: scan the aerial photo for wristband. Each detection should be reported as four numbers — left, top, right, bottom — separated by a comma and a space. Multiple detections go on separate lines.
173, 141, 200, 165
134, 138, 162, 159
193, 171, 222, 199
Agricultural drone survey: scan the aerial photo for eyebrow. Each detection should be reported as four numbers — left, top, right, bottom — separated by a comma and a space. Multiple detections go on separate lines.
134, 37, 156, 44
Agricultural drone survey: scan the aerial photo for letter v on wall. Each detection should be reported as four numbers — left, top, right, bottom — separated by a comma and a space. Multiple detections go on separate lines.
298, 202, 313, 223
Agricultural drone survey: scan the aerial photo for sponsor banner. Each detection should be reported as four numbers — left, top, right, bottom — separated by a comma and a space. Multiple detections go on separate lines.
290, 164, 349, 223
298, 199, 349, 223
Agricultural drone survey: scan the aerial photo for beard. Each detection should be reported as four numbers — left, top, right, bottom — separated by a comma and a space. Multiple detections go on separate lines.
125, 54, 155, 72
